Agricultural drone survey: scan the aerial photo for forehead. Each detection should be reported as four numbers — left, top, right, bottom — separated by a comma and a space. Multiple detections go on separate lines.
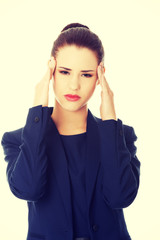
56, 45, 98, 67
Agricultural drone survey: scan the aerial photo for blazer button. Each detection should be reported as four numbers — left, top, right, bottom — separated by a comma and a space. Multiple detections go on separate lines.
34, 116, 40, 123
92, 224, 98, 232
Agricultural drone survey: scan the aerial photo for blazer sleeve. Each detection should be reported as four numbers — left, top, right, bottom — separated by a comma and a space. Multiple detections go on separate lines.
98, 118, 141, 209
1, 105, 50, 202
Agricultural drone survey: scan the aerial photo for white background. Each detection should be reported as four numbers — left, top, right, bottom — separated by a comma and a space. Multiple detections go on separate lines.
0, 0, 160, 239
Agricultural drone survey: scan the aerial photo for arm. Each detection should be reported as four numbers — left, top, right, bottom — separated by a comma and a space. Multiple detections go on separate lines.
1, 105, 50, 202
1, 56, 56, 202
98, 118, 140, 209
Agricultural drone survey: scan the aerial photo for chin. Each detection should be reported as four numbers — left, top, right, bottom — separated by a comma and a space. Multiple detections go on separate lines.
61, 101, 88, 112
55, 95, 88, 111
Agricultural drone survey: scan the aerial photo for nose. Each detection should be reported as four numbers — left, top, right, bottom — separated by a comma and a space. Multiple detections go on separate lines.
68, 75, 80, 90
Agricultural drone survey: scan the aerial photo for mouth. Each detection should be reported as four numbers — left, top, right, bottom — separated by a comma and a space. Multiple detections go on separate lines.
64, 94, 81, 101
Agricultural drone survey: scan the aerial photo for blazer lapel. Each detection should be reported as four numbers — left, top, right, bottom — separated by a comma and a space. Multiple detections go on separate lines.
85, 109, 101, 215
46, 107, 101, 225
45, 109, 73, 227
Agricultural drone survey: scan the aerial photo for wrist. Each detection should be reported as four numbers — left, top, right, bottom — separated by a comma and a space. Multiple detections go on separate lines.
101, 115, 117, 121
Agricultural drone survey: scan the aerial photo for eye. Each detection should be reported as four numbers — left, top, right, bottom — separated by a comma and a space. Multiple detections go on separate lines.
82, 74, 92, 78
59, 71, 69, 75
59, 71, 92, 78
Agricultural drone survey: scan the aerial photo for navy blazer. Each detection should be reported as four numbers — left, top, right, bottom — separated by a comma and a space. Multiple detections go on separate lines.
1, 105, 140, 240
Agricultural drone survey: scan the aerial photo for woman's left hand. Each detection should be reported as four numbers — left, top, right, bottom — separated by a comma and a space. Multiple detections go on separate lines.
97, 62, 117, 121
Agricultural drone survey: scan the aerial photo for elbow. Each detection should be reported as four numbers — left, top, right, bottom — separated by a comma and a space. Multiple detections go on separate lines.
111, 189, 139, 209
8, 178, 46, 202
102, 180, 139, 209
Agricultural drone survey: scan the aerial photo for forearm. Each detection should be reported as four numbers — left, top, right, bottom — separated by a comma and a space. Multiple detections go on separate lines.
2, 105, 50, 201
98, 118, 140, 209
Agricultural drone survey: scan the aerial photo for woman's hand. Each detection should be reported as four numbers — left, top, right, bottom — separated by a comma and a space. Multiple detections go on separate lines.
33, 57, 56, 107
97, 62, 117, 121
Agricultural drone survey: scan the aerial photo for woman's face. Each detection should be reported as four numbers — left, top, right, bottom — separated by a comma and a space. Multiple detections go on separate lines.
52, 44, 99, 112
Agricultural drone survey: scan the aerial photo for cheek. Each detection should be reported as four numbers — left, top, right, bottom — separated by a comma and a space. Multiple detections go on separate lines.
54, 71, 66, 83
85, 78, 97, 90
52, 75, 66, 93
82, 80, 97, 98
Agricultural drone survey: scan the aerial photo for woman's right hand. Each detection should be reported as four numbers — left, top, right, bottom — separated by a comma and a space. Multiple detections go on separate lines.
33, 57, 56, 107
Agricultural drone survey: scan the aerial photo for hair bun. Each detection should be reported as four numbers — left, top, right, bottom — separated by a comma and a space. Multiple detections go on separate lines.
61, 23, 90, 32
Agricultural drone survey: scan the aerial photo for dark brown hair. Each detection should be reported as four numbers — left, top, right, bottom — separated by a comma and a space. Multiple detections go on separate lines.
50, 23, 104, 64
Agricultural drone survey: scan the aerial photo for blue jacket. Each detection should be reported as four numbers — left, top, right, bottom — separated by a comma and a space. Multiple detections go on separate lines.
1, 105, 140, 240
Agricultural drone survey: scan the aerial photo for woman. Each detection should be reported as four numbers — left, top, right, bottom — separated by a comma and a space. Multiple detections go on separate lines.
1, 23, 140, 240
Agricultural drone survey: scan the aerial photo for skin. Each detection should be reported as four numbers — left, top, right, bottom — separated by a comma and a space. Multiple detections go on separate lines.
33, 44, 117, 135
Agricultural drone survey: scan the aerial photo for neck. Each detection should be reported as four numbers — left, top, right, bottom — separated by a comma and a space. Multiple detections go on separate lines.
51, 100, 88, 135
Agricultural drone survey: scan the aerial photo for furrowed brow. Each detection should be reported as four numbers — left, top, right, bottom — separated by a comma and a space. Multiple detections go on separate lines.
59, 67, 94, 72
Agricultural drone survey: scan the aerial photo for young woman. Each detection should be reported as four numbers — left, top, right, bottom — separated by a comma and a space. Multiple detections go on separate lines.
1, 23, 140, 240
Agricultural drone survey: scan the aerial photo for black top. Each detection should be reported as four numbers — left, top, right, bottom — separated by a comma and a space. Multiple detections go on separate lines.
60, 132, 90, 238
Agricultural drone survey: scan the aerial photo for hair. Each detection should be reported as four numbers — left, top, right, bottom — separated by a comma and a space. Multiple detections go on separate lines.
50, 23, 104, 64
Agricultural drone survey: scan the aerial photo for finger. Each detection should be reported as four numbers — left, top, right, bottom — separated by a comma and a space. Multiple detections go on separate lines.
97, 65, 102, 86
103, 76, 112, 92
99, 65, 111, 91
48, 58, 56, 80
51, 58, 57, 79
98, 61, 105, 79
98, 62, 109, 89
42, 63, 55, 83
49, 57, 56, 69
98, 65, 105, 90
42, 68, 51, 82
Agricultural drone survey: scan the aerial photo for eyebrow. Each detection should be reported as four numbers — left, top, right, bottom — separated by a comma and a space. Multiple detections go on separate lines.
58, 66, 95, 72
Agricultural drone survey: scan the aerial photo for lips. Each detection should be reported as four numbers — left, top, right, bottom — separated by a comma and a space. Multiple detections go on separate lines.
64, 94, 81, 101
